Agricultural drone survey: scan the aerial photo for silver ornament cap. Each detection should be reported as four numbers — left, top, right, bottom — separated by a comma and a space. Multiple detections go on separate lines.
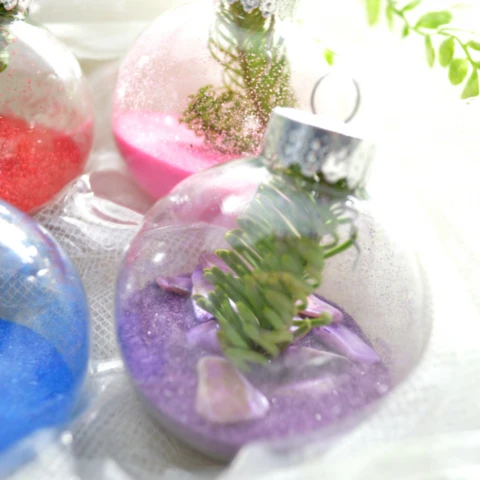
262, 108, 375, 191
226, 0, 299, 19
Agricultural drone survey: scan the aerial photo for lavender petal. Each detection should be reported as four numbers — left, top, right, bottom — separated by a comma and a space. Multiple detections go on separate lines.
274, 375, 343, 398
263, 346, 349, 384
283, 346, 349, 370
314, 323, 380, 364
191, 265, 214, 298
301, 295, 344, 322
195, 357, 270, 424
192, 300, 214, 323
198, 251, 231, 272
155, 274, 192, 295
186, 321, 221, 353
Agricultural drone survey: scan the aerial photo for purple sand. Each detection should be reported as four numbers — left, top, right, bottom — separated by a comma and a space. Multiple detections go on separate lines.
118, 283, 391, 460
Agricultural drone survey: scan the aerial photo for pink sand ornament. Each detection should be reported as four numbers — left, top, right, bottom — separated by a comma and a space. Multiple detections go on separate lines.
111, 0, 346, 199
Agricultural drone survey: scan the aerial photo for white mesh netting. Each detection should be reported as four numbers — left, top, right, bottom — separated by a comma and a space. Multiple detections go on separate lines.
28, 173, 223, 480
35, 176, 143, 362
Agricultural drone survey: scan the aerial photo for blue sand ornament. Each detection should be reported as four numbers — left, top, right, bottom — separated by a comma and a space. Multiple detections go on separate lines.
0, 200, 89, 468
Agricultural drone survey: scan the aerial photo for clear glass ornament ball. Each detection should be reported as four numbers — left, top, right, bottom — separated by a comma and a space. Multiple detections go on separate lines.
0, 12, 94, 212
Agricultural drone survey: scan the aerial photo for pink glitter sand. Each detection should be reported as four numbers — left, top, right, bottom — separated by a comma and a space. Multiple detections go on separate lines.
113, 112, 236, 199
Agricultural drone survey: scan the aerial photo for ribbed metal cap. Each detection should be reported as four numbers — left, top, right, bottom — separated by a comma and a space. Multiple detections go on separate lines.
262, 108, 375, 191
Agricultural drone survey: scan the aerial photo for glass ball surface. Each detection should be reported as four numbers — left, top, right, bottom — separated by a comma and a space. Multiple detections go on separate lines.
115, 157, 430, 460
0, 200, 89, 464
0, 17, 94, 212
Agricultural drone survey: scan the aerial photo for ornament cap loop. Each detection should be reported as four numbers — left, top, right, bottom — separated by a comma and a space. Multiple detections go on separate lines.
311, 73, 362, 124
262, 107, 375, 190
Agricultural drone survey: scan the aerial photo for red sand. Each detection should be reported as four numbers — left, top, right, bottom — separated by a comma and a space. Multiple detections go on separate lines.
0, 115, 93, 212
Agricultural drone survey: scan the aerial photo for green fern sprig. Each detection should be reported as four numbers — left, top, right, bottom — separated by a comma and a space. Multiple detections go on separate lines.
0, 23, 14, 73
0, 30, 11, 73
180, 0, 297, 156
194, 171, 357, 370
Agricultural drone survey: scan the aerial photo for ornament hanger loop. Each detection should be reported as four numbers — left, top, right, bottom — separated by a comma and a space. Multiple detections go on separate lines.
310, 73, 361, 124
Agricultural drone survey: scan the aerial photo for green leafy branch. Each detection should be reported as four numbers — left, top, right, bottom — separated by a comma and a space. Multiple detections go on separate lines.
0, 5, 16, 73
180, 0, 296, 156
194, 171, 358, 371
366, 0, 480, 99
0, 28, 11, 73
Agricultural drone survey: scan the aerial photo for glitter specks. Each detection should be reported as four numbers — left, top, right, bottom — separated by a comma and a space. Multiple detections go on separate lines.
0, 318, 75, 453
0, 115, 92, 212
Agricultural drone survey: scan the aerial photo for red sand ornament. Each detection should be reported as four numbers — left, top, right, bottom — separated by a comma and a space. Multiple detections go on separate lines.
0, 4, 93, 212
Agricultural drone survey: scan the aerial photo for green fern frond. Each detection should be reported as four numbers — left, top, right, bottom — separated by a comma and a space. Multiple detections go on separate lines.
180, 0, 297, 156
194, 172, 357, 370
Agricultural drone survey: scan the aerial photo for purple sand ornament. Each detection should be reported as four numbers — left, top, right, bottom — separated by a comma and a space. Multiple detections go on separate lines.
117, 283, 391, 461
115, 107, 397, 462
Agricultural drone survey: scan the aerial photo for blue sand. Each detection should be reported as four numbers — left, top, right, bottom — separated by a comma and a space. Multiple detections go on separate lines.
0, 318, 76, 453
0, 200, 89, 473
